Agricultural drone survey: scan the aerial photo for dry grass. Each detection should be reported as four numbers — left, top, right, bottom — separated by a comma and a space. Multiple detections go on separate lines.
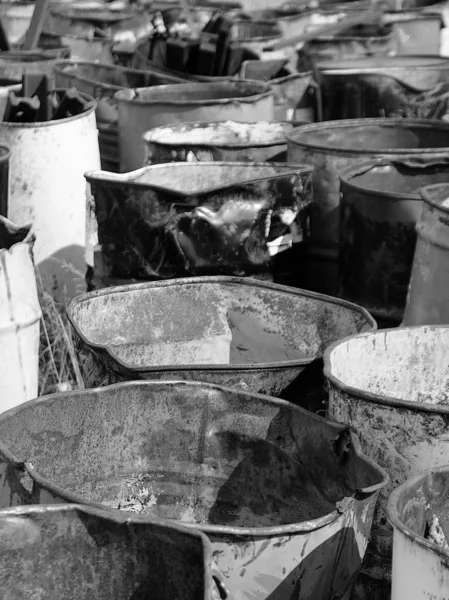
36, 268, 85, 396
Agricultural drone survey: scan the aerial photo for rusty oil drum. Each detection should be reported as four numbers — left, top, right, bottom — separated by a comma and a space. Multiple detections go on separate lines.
287, 118, 449, 296
317, 55, 449, 121
324, 325, 449, 600
339, 159, 449, 325
115, 81, 274, 171
67, 276, 375, 396
387, 466, 449, 600
0, 380, 388, 600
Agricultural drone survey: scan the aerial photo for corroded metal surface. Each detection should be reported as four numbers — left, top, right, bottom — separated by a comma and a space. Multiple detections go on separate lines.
0, 503, 218, 600
403, 183, 449, 326
339, 159, 449, 323
287, 118, 449, 295
67, 276, 375, 393
116, 82, 274, 171
324, 325, 449, 599
85, 162, 312, 280
387, 466, 449, 600
0, 380, 388, 600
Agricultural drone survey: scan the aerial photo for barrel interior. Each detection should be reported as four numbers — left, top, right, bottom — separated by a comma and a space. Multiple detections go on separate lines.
328, 327, 449, 404
145, 121, 295, 147
390, 469, 449, 543
128, 81, 268, 103
69, 280, 372, 367
294, 123, 449, 150
0, 383, 384, 527
92, 163, 299, 194
346, 163, 449, 196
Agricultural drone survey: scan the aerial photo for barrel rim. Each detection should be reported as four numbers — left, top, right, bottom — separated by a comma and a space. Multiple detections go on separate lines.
420, 182, 449, 213
67, 275, 376, 374
286, 118, 449, 154
142, 120, 301, 149
323, 324, 449, 414
0, 89, 97, 128
339, 158, 449, 201
84, 161, 314, 194
54, 59, 184, 89
383, 9, 443, 22
386, 465, 449, 564
114, 80, 273, 106
0, 379, 388, 535
318, 55, 449, 74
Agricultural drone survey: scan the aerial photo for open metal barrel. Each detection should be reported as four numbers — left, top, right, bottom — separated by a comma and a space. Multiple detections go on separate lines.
387, 466, 449, 600
324, 325, 449, 600
67, 276, 375, 394
0, 380, 388, 600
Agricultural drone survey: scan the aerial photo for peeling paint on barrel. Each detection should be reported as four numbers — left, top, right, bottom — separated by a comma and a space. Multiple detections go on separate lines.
0, 380, 387, 600
324, 325, 449, 597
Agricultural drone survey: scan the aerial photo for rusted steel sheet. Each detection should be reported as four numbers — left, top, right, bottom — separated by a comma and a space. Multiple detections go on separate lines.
67, 276, 375, 394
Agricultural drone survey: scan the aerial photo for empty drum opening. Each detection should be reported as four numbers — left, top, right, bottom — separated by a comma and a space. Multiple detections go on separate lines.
325, 326, 449, 407
86, 162, 304, 195
387, 466, 449, 559
0, 381, 387, 532
288, 120, 449, 152
342, 162, 449, 199
144, 121, 296, 148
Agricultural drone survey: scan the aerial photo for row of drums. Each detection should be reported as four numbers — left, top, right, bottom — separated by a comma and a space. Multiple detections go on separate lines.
1, 262, 449, 599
